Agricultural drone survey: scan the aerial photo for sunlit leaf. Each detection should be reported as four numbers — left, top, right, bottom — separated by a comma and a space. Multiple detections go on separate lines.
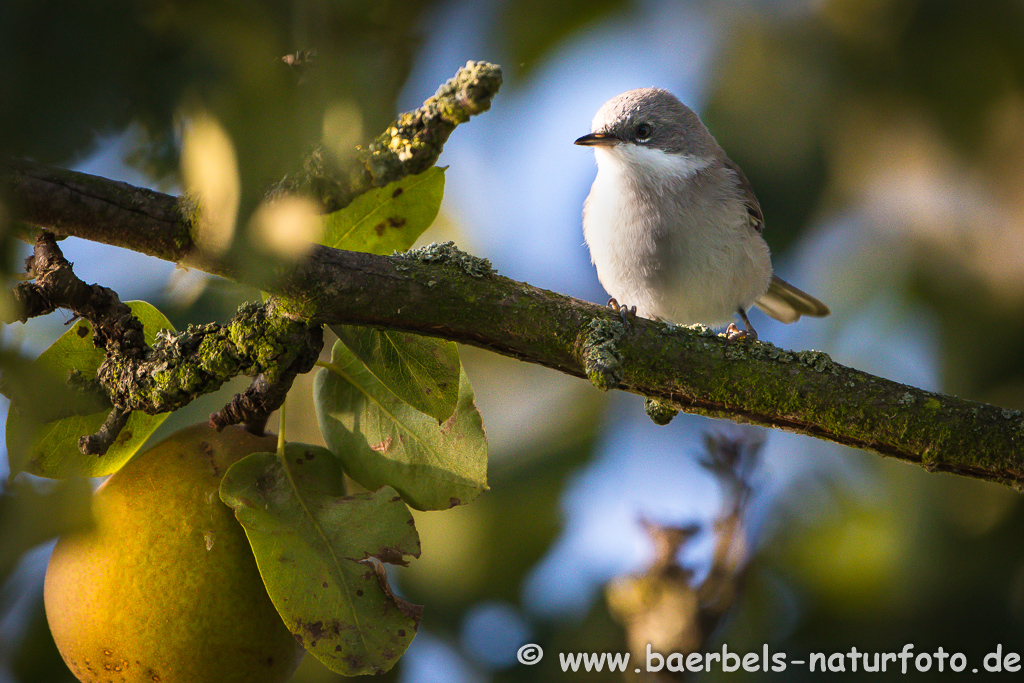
332, 326, 460, 423
314, 340, 488, 511
5, 301, 173, 479
219, 444, 421, 676
321, 167, 445, 255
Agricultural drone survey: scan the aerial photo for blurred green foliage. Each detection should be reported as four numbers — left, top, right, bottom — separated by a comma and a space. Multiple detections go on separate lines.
491, 0, 632, 78
0, 0, 432, 214
697, 1, 1024, 678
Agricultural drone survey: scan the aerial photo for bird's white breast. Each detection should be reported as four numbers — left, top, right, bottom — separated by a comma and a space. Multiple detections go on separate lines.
582, 145, 772, 326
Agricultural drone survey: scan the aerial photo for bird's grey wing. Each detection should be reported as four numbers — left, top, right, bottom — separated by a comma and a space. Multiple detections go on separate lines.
723, 158, 764, 234
724, 159, 831, 323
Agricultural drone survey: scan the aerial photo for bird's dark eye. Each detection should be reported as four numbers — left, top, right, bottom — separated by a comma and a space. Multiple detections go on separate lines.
635, 122, 653, 142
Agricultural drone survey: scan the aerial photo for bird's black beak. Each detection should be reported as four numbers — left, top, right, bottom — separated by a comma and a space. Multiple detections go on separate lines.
574, 132, 620, 147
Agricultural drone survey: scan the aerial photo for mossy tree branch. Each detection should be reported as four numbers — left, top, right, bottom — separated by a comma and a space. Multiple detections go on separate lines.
8, 231, 323, 452
5, 163, 1024, 485
284, 245, 1024, 488
3, 62, 1023, 487
273, 60, 504, 213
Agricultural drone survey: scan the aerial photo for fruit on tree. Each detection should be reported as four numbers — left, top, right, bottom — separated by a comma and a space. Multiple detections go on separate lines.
44, 423, 304, 683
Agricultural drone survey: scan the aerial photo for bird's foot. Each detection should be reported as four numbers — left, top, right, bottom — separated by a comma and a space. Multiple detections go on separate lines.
725, 323, 756, 342
726, 308, 758, 342
608, 298, 637, 325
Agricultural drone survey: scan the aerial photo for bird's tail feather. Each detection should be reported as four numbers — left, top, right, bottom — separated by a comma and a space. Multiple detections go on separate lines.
754, 275, 830, 324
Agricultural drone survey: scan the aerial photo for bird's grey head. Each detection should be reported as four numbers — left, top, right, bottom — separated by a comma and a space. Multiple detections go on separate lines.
575, 88, 720, 158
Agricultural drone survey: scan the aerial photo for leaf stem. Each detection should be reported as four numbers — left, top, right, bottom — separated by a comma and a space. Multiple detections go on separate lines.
277, 399, 287, 456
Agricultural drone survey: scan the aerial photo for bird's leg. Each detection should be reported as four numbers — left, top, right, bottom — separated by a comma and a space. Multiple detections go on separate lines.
726, 308, 758, 342
608, 298, 638, 325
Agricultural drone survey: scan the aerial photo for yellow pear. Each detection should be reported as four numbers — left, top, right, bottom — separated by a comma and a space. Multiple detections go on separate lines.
45, 423, 304, 683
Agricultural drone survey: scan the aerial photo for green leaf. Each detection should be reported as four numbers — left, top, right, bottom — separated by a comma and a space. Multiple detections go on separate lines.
219, 444, 421, 676
321, 167, 445, 255
331, 326, 460, 423
5, 301, 174, 478
314, 340, 488, 511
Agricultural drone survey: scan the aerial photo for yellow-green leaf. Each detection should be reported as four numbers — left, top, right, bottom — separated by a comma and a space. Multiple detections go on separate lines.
321, 167, 445, 255
5, 301, 173, 478
220, 444, 420, 676
332, 326, 460, 423
314, 339, 488, 511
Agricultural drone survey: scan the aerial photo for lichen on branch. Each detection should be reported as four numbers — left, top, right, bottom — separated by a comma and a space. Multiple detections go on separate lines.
109, 300, 323, 427
6, 233, 323, 453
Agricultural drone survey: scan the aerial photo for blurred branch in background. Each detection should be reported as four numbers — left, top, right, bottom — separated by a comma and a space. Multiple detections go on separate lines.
607, 432, 762, 682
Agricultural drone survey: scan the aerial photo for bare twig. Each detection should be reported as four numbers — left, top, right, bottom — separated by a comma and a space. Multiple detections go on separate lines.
78, 406, 131, 455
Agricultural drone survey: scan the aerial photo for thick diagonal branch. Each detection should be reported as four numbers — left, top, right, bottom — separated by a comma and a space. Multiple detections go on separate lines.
5, 154, 1024, 485
280, 245, 1024, 488
2, 52, 1022, 483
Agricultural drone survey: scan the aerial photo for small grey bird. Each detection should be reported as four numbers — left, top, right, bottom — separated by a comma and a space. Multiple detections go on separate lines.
576, 88, 828, 339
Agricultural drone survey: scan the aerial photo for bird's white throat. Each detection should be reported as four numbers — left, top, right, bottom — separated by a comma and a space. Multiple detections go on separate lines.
595, 144, 711, 189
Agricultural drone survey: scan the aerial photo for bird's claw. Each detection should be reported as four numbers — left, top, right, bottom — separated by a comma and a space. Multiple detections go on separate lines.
725, 322, 760, 343
726, 308, 758, 342
608, 298, 637, 325
725, 323, 755, 342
